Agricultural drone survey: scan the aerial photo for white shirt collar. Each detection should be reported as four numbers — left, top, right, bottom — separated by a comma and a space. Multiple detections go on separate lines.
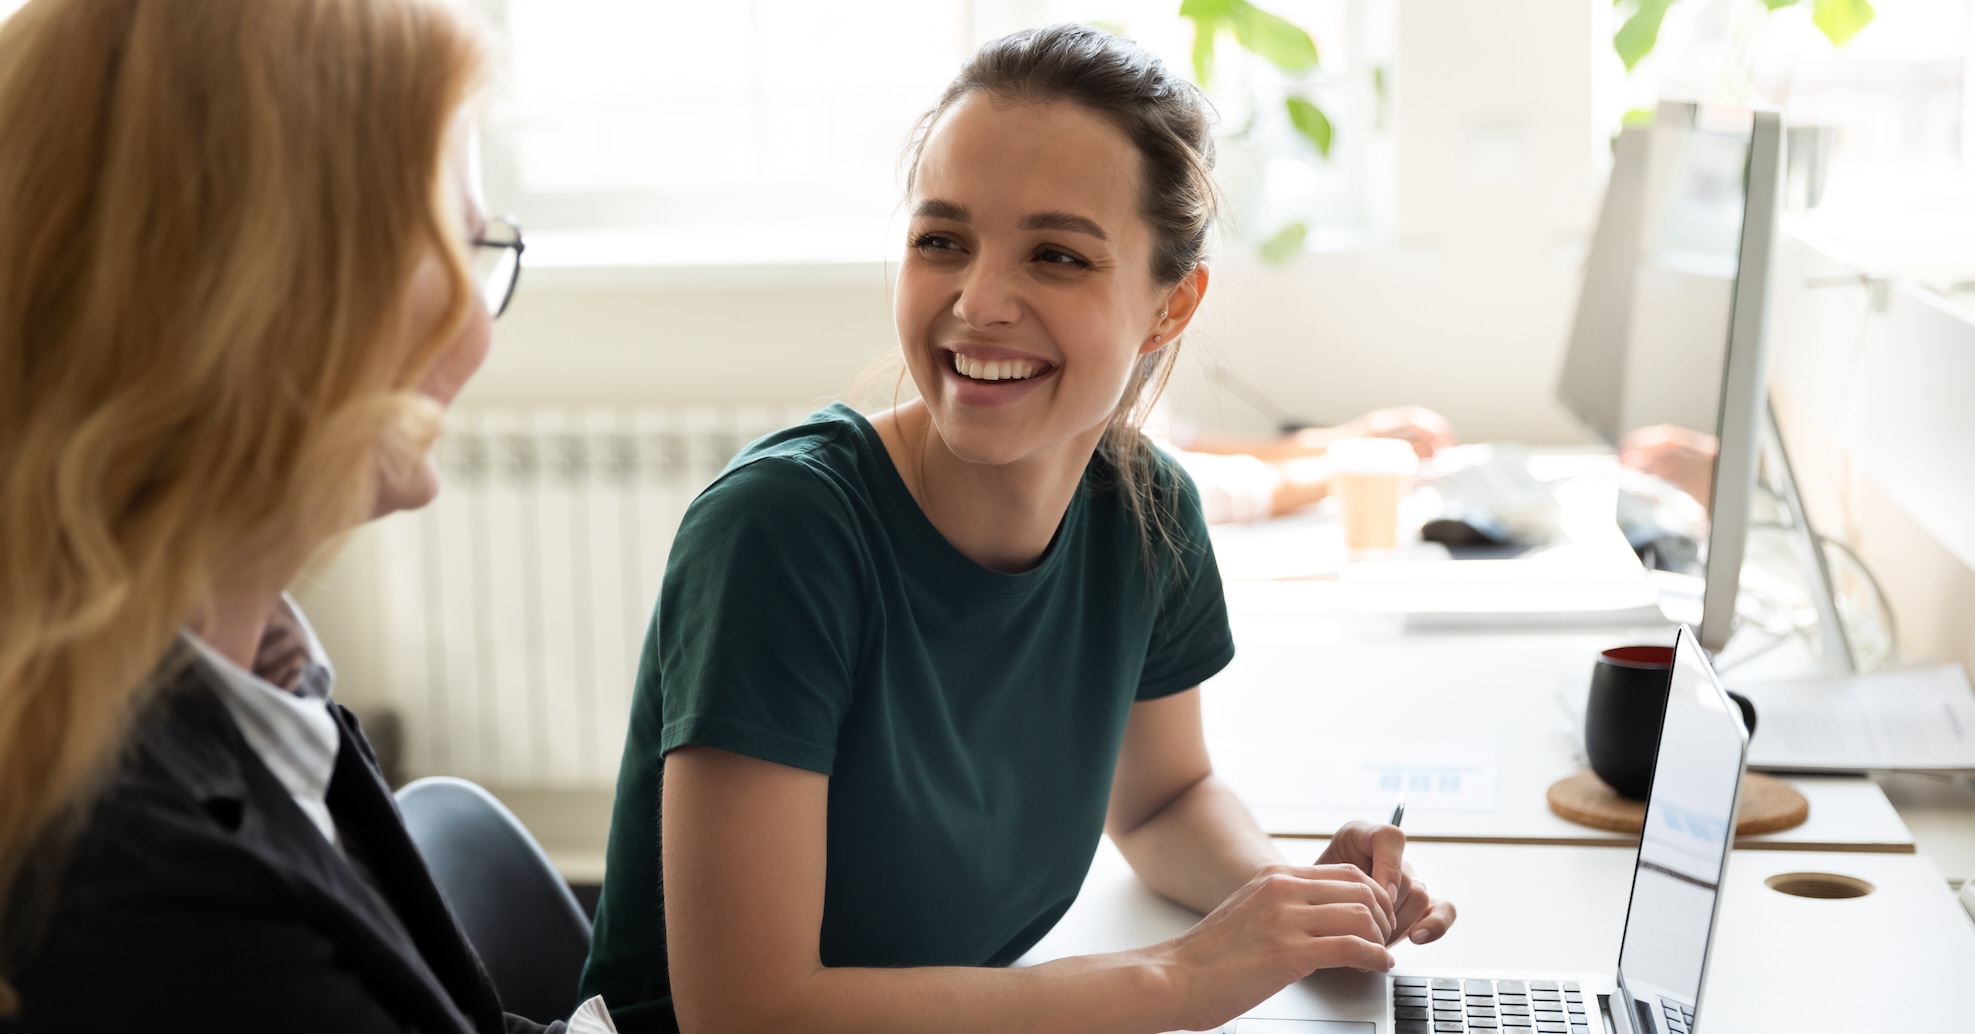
183, 595, 342, 848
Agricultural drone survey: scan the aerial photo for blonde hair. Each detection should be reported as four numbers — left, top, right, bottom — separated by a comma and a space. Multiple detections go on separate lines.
0, 0, 486, 1011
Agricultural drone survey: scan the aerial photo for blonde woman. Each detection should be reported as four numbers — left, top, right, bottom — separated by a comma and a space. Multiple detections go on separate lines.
0, 1, 571, 1031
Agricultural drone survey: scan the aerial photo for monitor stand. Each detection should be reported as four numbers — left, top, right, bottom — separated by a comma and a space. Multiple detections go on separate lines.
1757, 396, 1856, 675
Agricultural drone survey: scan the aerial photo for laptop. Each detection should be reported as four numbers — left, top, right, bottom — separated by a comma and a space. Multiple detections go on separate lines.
1211, 625, 1750, 1034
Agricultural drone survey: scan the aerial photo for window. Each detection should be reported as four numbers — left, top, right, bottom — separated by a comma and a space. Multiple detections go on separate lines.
474, 0, 1379, 264
1617, 0, 1975, 208
477, 0, 971, 264
1771, 0, 1972, 205
1044, 0, 1379, 242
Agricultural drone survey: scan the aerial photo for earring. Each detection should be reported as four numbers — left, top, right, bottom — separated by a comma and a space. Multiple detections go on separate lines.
1158, 310, 1168, 320
1154, 334, 1163, 343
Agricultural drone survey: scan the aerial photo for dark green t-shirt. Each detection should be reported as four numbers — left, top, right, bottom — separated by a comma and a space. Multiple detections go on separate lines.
579, 404, 1234, 1032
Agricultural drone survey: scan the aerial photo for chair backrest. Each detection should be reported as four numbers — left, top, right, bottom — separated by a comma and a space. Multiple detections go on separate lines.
395, 776, 593, 1024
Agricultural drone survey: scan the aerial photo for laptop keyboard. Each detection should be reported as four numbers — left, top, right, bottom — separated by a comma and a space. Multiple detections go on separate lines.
1391, 977, 1591, 1034
1658, 996, 1695, 1034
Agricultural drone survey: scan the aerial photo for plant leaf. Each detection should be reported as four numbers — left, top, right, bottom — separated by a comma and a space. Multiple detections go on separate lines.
1613, 0, 1676, 71
1621, 107, 1656, 128
1285, 96, 1334, 158
1372, 64, 1388, 132
1190, 19, 1219, 86
1260, 221, 1308, 263
1761, 0, 1801, 10
1229, 1, 1320, 73
1812, 0, 1874, 46
1180, 0, 1233, 86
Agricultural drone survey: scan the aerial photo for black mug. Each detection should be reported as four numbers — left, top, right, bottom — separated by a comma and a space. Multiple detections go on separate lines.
1584, 645, 1757, 800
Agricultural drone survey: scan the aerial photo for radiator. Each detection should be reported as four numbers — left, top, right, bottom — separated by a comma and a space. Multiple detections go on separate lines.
371, 403, 822, 788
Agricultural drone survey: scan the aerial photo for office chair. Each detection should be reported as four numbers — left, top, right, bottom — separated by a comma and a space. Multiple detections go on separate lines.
395, 776, 593, 1024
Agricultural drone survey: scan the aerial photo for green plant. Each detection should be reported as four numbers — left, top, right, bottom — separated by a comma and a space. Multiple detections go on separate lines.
1179, 0, 1333, 261
1614, 0, 1875, 71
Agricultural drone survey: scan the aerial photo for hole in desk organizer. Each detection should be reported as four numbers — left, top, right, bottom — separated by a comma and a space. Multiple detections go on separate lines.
1764, 872, 1875, 899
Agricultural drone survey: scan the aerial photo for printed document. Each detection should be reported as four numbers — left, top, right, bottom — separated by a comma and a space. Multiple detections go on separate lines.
1736, 664, 1975, 772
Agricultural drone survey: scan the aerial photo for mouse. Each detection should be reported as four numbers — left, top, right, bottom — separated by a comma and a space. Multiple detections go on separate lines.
1421, 511, 1516, 548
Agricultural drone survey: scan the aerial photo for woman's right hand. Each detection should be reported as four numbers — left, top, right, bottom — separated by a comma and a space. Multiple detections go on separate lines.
1156, 862, 1398, 1031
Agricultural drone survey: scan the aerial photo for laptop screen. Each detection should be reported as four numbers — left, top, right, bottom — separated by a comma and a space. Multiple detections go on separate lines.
1614, 628, 1750, 1033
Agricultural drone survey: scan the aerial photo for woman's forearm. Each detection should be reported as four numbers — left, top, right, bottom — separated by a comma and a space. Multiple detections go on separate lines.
683, 945, 1184, 1034
1107, 773, 1284, 914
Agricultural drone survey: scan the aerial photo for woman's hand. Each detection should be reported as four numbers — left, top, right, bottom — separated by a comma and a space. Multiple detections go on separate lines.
1618, 423, 1719, 511
1334, 406, 1459, 459
1317, 820, 1457, 946
1156, 862, 1398, 1031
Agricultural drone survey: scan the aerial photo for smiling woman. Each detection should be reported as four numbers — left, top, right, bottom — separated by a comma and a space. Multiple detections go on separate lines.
578, 24, 1452, 1034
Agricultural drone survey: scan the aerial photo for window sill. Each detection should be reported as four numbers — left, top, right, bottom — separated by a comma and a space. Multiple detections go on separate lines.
521, 220, 898, 291
515, 222, 1441, 291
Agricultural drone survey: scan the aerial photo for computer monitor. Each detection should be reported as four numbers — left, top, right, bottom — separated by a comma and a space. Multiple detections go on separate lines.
1556, 101, 1785, 654
1557, 123, 1650, 445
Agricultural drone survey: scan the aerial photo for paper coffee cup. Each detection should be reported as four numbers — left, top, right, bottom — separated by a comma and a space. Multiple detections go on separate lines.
1328, 437, 1418, 552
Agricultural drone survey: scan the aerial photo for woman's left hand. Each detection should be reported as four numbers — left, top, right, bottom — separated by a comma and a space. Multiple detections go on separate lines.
1314, 820, 1457, 946
1338, 406, 1459, 459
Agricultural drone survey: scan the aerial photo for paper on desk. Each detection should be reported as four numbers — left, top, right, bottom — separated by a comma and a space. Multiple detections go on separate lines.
1350, 560, 1670, 630
1216, 742, 1500, 814
1736, 664, 1975, 772
1208, 512, 1348, 581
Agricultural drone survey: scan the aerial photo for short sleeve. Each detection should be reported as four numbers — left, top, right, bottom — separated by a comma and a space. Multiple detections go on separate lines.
1136, 456, 1236, 701
650, 455, 869, 775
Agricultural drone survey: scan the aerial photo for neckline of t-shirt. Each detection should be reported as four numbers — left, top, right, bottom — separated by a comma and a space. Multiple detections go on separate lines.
829, 402, 1082, 597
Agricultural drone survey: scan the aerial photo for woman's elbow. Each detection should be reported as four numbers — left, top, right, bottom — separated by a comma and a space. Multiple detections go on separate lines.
672, 966, 824, 1034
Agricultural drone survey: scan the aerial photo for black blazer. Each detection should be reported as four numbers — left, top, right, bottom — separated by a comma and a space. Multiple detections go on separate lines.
5, 660, 565, 1034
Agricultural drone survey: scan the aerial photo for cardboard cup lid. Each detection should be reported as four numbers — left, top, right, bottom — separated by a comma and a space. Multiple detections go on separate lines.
1326, 437, 1419, 475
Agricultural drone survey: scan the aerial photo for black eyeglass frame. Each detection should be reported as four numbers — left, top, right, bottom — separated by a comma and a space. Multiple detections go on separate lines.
471, 215, 525, 318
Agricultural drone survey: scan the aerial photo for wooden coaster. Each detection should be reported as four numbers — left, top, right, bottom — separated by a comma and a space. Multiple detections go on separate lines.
1546, 770, 1809, 836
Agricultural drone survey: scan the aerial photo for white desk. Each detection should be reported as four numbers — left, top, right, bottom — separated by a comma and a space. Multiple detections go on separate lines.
1021, 837, 1975, 1033
1204, 585, 1915, 853
1875, 771, 1975, 883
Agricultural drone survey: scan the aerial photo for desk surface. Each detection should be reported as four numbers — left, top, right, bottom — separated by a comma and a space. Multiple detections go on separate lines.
1875, 770, 1975, 882
1204, 588, 1915, 852
1021, 837, 1975, 1033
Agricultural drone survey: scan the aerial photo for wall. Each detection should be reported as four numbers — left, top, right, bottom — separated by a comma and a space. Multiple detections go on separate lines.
1767, 229, 1975, 674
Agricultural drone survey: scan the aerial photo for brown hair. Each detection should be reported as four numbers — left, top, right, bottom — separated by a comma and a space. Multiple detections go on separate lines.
0, 0, 486, 1012
904, 23, 1222, 568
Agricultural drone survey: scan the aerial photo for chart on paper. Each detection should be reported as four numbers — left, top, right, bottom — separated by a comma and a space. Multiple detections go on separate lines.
1215, 743, 1501, 815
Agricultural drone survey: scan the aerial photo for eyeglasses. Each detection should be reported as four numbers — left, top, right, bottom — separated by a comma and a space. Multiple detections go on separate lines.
471, 216, 525, 319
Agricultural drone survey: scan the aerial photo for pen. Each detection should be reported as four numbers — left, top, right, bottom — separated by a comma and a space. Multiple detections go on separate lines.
1389, 792, 1406, 829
